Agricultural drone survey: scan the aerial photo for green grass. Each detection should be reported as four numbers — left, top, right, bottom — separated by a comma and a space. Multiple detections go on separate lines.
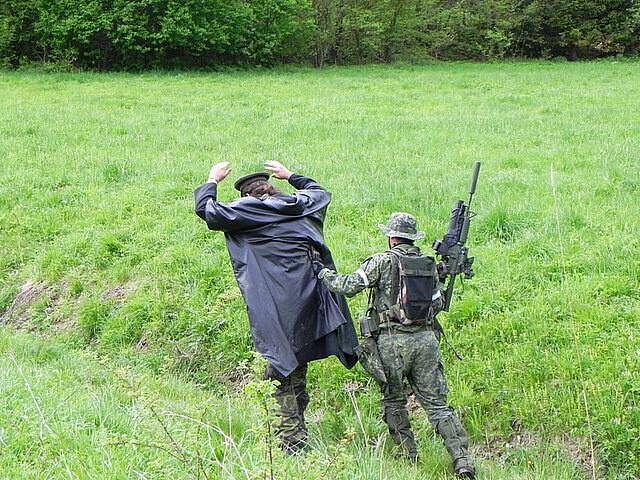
0, 328, 588, 480
1, 61, 639, 479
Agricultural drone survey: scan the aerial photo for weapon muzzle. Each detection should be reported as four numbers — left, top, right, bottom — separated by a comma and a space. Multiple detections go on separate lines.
468, 162, 481, 195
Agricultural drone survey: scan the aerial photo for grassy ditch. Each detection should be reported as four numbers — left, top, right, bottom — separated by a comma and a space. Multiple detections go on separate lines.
1, 62, 639, 478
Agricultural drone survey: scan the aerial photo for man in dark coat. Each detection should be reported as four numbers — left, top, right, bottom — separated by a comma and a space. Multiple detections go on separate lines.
194, 160, 358, 452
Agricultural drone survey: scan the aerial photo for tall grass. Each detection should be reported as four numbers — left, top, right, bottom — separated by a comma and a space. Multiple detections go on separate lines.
0, 62, 639, 478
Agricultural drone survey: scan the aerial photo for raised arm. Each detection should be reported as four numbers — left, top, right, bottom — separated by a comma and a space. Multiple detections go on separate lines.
194, 162, 233, 226
288, 174, 325, 191
194, 182, 218, 221
265, 160, 326, 191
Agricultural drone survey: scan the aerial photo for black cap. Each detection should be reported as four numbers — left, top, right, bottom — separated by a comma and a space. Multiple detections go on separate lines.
233, 172, 271, 193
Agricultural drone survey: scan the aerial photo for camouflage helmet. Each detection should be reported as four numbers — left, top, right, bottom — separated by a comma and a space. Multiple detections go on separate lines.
378, 212, 425, 241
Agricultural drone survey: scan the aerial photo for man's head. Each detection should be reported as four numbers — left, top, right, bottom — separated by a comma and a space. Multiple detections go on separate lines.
234, 172, 282, 198
378, 212, 424, 247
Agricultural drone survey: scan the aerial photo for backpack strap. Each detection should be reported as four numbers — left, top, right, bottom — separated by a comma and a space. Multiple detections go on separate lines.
385, 249, 416, 323
366, 285, 375, 312
358, 256, 376, 312
386, 250, 401, 307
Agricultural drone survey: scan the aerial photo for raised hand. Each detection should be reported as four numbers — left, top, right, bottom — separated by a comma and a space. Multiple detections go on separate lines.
265, 160, 293, 180
208, 162, 232, 183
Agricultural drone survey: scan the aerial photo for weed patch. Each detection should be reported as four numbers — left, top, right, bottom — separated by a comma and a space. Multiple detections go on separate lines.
476, 207, 529, 243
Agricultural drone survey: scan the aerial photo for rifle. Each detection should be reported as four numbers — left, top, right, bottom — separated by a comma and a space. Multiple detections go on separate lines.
432, 162, 481, 311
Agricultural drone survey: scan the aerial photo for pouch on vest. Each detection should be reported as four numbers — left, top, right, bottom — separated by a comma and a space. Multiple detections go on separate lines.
359, 290, 380, 337
389, 251, 437, 324
355, 337, 387, 384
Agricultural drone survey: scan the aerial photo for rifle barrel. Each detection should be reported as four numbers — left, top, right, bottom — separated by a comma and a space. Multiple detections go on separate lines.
468, 162, 481, 195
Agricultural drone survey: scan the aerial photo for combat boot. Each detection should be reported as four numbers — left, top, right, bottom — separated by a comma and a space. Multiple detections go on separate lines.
435, 416, 475, 477
384, 406, 419, 462
281, 436, 308, 456
453, 457, 475, 478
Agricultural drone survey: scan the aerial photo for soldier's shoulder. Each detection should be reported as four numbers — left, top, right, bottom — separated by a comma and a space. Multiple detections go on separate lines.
362, 251, 393, 267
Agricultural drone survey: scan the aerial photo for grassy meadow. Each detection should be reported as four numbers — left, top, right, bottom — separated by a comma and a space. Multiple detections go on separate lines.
0, 61, 639, 479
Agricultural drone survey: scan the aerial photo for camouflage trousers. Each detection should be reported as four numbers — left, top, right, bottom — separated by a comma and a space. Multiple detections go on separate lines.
264, 364, 309, 448
374, 328, 472, 469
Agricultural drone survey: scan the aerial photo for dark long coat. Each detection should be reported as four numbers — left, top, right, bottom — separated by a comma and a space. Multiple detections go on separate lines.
194, 174, 358, 376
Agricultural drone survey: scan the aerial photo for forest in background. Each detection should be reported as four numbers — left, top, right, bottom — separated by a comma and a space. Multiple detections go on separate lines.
1, 0, 639, 69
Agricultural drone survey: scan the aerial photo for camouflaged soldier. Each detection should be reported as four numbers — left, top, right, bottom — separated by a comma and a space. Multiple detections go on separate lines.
318, 213, 476, 478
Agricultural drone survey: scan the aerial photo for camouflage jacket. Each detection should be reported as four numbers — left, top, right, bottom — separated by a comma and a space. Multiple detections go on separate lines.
319, 244, 444, 331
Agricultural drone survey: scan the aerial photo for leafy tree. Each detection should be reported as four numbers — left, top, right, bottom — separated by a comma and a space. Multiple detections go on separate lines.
0, 0, 638, 68
517, 0, 639, 58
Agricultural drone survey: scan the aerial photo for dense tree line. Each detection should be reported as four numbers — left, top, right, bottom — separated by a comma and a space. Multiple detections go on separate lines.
1, 0, 639, 69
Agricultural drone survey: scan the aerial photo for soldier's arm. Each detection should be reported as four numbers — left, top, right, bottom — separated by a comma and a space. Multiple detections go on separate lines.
318, 255, 383, 297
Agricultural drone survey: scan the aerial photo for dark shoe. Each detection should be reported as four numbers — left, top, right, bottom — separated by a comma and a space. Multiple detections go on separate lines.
455, 467, 475, 479
392, 447, 419, 463
454, 458, 475, 479
454, 465, 476, 480
281, 438, 308, 456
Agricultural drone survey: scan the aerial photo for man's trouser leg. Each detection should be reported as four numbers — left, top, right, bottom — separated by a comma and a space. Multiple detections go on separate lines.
376, 332, 418, 460
265, 364, 309, 451
408, 330, 474, 472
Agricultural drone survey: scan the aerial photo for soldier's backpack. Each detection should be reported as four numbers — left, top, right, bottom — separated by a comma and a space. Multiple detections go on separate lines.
385, 250, 438, 325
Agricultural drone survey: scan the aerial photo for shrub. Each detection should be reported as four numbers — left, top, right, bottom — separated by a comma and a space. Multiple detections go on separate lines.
1, 0, 638, 68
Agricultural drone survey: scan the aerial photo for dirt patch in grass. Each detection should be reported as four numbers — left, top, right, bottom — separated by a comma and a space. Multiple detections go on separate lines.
1, 281, 48, 326
102, 282, 138, 303
558, 434, 600, 479
219, 364, 255, 392
52, 311, 78, 333
473, 419, 599, 477
1, 280, 78, 333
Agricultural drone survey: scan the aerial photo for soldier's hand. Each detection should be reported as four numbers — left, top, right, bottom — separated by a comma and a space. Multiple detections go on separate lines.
265, 160, 293, 180
309, 249, 326, 275
312, 259, 326, 275
208, 162, 231, 183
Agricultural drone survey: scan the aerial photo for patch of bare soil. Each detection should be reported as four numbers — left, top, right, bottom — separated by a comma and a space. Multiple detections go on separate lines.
102, 282, 137, 303
473, 419, 600, 478
557, 434, 601, 479
52, 313, 77, 333
1, 281, 48, 326
220, 363, 254, 392
1, 280, 138, 334
1, 280, 76, 332
475, 419, 542, 459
